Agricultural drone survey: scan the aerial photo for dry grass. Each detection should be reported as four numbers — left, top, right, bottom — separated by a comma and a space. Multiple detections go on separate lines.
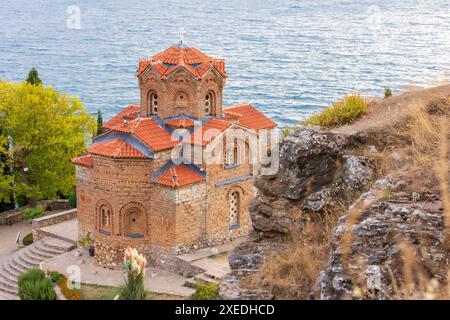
256, 213, 340, 299
341, 96, 450, 300
257, 94, 449, 300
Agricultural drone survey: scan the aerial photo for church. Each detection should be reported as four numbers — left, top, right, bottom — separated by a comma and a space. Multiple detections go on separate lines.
72, 41, 276, 268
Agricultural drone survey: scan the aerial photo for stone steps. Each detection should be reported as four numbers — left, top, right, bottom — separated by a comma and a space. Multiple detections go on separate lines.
0, 237, 75, 299
185, 273, 219, 289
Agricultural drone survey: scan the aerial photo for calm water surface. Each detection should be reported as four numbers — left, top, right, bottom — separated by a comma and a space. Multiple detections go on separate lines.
1, 0, 449, 126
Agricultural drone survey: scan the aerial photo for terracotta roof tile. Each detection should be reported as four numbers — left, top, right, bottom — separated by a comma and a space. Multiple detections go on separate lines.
154, 164, 205, 188
88, 139, 146, 159
72, 154, 94, 167
186, 118, 231, 146
223, 103, 277, 131
164, 116, 196, 129
106, 117, 178, 152
103, 104, 140, 130
136, 44, 226, 79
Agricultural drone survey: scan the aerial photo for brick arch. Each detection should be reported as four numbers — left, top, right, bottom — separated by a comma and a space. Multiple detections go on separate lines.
119, 202, 147, 237
95, 199, 114, 234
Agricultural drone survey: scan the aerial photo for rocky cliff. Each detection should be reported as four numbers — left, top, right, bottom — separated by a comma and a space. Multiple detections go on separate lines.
220, 86, 450, 300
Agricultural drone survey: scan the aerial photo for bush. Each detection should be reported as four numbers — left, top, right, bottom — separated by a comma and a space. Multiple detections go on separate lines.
192, 282, 218, 300
18, 268, 56, 300
78, 234, 93, 248
68, 190, 76, 208
22, 233, 33, 246
19, 278, 56, 300
22, 206, 46, 220
384, 87, 393, 98
303, 94, 368, 128
18, 268, 45, 288
49, 271, 62, 284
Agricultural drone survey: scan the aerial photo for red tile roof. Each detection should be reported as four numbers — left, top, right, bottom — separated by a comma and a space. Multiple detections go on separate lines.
88, 139, 146, 159
165, 117, 196, 129
103, 104, 140, 130
72, 154, 94, 167
154, 164, 205, 188
136, 44, 226, 79
186, 118, 231, 146
105, 117, 178, 152
223, 103, 277, 131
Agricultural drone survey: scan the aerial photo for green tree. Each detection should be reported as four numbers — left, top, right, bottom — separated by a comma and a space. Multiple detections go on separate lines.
26, 68, 42, 85
0, 81, 96, 204
96, 109, 104, 136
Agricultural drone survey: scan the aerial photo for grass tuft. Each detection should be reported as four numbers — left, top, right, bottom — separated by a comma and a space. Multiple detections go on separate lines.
303, 94, 368, 128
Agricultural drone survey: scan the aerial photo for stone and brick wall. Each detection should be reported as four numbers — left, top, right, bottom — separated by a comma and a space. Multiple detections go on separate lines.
138, 70, 224, 119
0, 200, 71, 225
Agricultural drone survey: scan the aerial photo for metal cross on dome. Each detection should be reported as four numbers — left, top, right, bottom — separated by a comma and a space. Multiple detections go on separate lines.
179, 27, 186, 43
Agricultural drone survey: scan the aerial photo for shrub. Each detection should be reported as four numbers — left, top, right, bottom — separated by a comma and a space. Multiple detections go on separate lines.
68, 190, 77, 208
18, 268, 56, 300
78, 234, 93, 249
22, 206, 46, 220
49, 271, 62, 284
384, 87, 393, 98
120, 247, 147, 300
192, 282, 218, 300
19, 278, 56, 300
303, 94, 368, 128
22, 233, 33, 246
18, 268, 45, 288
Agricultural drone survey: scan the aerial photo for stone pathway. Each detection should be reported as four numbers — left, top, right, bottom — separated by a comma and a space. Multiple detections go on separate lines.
0, 237, 75, 299
0, 220, 32, 260
39, 219, 78, 243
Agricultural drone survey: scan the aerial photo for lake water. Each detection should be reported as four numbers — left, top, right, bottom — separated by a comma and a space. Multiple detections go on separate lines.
0, 0, 449, 126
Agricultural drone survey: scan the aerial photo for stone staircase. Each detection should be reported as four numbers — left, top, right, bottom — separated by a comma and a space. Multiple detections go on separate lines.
0, 237, 75, 300
184, 272, 220, 289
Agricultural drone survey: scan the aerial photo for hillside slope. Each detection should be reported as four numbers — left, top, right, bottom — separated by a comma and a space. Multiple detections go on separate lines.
220, 85, 450, 300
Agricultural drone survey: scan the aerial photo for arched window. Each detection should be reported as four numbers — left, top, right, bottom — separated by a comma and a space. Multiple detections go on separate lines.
205, 92, 215, 115
225, 139, 240, 167
229, 191, 240, 227
147, 91, 158, 115
98, 204, 112, 235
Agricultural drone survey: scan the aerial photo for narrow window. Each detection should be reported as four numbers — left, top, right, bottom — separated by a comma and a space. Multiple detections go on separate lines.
229, 192, 239, 227
147, 91, 158, 115
205, 93, 212, 115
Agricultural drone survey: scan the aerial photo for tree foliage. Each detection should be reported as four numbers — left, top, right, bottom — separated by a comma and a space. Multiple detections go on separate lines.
96, 109, 104, 136
0, 81, 96, 203
26, 68, 42, 85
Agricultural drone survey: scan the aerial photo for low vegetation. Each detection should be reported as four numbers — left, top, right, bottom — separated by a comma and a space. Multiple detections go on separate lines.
51, 271, 81, 300
192, 282, 219, 300
18, 268, 56, 300
78, 234, 93, 248
22, 233, 33, 246
255, 93, 450, 300
120, 247, 147, 300
384, 87, 393, 98
22, 206, 46, 220
303, 94, 368, 128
